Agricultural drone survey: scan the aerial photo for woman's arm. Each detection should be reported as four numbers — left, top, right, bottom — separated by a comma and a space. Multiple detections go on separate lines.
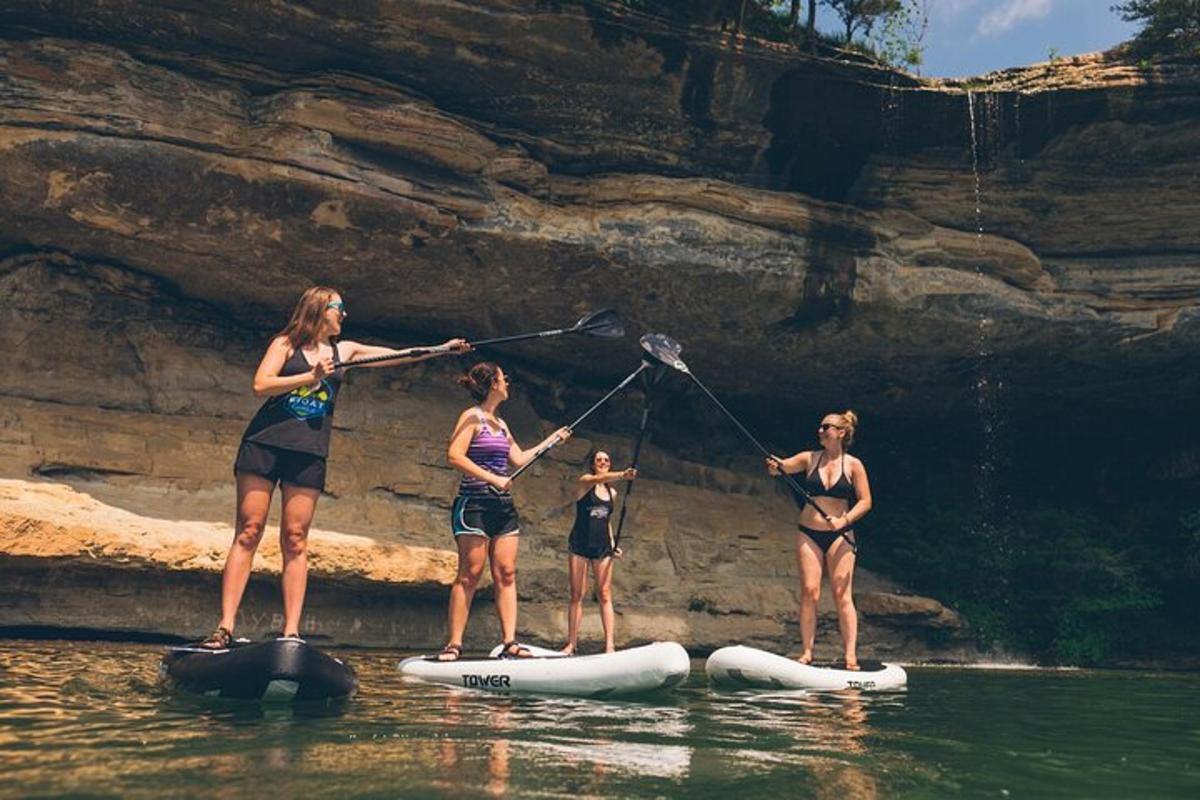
839, 458, 873, 528
578, 468, 637, 486
507, 425, 572, 469
340, 338, 469, 368
766, 451, 810, 476
252, 337, 331, 398
575, 469, 634, 500
447, 411, 510, 491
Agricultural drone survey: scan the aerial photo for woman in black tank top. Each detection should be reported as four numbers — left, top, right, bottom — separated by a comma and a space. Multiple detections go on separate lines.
561, 449, 637, 655
766, 410, 873, 669
198, 286, 469, 649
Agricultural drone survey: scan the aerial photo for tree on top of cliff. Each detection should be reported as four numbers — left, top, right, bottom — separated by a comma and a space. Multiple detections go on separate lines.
824, 0, 903, 44
1113, 0, 1200, 57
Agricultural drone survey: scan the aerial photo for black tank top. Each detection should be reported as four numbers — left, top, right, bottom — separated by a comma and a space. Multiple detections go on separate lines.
571, 486, 614, 540
241, 341, 343, 457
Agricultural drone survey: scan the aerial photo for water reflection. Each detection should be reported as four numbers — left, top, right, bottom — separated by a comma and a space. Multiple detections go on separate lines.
2, 642, 1198, 798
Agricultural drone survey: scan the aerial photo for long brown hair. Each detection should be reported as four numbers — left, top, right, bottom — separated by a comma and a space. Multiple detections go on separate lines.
276, 286, 339, 349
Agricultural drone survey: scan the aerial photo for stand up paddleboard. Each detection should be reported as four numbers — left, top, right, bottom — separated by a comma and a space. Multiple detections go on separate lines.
706, 645, 906, 691
400, 642, 690, 698
159, 638, 358, 702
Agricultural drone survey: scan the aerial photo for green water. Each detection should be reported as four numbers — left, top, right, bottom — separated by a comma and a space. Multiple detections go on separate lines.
0, 641, 1196, 798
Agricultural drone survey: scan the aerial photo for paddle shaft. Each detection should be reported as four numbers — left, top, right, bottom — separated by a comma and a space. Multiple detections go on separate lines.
339, 318, 616, 369
613, 386, 656, 549
680, 370, 835, 526
505, 361, 652, 484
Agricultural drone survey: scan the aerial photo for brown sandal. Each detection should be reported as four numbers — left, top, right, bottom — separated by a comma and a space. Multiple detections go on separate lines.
198, 626, 232, 650
498, 640, 533, 659
434, 643, 462, 662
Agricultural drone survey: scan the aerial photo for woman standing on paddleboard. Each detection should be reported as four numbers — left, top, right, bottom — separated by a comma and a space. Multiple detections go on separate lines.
560, 449, 637, 655
198, 286, 468, 649
439, 362, 570, 661
767, 410, 872, 669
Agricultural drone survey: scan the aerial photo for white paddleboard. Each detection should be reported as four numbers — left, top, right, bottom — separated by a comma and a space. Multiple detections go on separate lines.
706, 645, 906, 691
400, 641, 691, 697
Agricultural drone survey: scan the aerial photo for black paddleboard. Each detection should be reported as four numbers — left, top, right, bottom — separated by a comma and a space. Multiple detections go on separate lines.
159, 638, 357, 702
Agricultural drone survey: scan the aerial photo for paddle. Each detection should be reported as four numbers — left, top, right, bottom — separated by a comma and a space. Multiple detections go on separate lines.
612, 340, 668, 552
495, 357, 655, 493
339, 309, 625, 369
639, 334, 837, 527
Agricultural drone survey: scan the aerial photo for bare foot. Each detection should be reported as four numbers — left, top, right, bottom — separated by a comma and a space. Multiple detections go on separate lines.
604, 645, 616, 654
560, 644, 575, 656
845, 659, 860, 671
795, 653, 813, 665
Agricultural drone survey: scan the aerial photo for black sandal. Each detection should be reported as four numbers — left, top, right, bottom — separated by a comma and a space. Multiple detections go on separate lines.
497, 640, 533, 659
433, 643, 462, 662
198, 626, 232, 650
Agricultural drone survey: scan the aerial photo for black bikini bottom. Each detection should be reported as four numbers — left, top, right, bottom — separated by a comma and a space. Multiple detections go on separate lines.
798, 524, 857, 554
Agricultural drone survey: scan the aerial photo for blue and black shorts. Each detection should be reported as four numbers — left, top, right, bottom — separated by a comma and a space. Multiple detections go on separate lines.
451, 494, 520, 538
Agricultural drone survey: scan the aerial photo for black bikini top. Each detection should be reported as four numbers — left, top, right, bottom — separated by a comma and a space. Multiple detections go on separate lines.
804, 451, 856, 503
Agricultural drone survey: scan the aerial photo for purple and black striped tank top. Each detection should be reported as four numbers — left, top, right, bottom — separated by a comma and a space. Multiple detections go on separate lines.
459, 408, 511, 497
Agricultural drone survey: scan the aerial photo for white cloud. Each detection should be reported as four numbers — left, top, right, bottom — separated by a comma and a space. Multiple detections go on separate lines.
933, 0, 981, 20
976, 0, 1053, 37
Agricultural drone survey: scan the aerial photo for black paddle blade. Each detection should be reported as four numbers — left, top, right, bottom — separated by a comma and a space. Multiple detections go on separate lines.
640, 333, 685, 370
576, 308, 625, 339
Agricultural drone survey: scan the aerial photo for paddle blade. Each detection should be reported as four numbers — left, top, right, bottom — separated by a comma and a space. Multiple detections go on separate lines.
640, 333, 685, 370
575, 308, 625, 339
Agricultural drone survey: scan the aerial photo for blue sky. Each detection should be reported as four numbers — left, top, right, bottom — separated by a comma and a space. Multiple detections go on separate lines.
815, 0, 1141, 77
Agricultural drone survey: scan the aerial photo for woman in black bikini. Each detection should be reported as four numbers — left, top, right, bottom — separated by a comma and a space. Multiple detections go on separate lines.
767, 410, 872, 669
561, 450, 637, 655
199, 286, 468, 649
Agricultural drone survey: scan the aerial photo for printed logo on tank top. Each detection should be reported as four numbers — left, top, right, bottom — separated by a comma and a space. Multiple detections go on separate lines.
284, 380, 334, 420
589, 506, 610, 520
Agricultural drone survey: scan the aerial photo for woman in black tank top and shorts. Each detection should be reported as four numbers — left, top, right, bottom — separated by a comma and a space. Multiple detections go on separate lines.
561, 449, 637, 655
767, 410, 873, 669
198, 286, 468, 649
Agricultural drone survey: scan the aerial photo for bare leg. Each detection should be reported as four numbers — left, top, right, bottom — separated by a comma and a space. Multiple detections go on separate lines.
592, 556, 617, 652
445, 535, 489, 654
563, 554, 589, 654
279, 484, 321, 637
795, 533, 824, 664
218, 473, 274, 633
489, 534, 521, 644
826, 538, 858, 669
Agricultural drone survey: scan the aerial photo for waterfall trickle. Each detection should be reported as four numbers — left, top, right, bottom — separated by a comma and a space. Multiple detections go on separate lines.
965, 90, 1010, 543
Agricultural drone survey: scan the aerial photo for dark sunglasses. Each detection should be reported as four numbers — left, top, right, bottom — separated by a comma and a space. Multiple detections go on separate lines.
326, 301, 347, 316
817, 423, 841, 432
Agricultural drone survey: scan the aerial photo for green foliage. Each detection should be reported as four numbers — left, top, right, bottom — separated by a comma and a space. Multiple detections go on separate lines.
865, 503, 1196, 665
870, 0, 928, 69
1113, 0, 1200, 57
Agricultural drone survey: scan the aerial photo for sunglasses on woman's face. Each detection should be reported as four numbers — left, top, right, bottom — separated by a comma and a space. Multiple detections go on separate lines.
326, 301, 347, 316
817, 423, 840, 432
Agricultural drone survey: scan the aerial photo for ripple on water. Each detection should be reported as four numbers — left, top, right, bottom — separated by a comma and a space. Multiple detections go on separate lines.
1, 642, 1198, 798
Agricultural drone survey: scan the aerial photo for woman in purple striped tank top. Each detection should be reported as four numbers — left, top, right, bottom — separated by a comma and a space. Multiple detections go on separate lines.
439, 362, 571, 661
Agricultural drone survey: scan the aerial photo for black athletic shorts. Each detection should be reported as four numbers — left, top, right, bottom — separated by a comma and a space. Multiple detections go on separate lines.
451, 495, 520, 538
233, 441, 327, 491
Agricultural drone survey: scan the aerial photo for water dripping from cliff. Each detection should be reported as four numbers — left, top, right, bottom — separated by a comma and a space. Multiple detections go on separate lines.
965, 90, 1011, 555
